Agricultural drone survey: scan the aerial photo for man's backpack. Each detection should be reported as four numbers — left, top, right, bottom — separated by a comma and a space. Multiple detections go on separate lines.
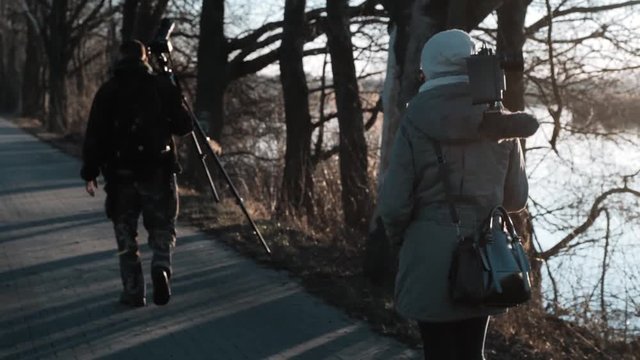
110, 74, 172, 169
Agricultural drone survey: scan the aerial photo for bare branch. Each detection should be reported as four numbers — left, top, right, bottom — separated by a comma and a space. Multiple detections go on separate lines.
313, 52, 330, 164
311, 146, 340, 164
364, 96, 382, 130
545, 0, 563, 153
525, 1, 640, 36
224, 151, 281, 162
541, 187, 640, 260
228, 46, 328, 81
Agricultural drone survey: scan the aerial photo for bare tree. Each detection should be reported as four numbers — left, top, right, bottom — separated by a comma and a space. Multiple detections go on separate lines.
279, 0, 314, 215
22, 0, 109, 132
21, 10, 45, 118
194, 0, 226, 140
495, 0, 540, 303
326, 0, 372, 232
0, 5, 20, 113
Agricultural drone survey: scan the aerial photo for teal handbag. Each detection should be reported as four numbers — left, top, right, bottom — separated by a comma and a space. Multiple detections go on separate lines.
431, 140, 532, 308
449, 206, 532, 307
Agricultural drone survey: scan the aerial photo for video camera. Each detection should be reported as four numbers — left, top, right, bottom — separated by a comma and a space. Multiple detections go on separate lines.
149, 18, 175, 56
147, 19, 175, 75
466, 44, 524, 107
466, 45, 539, 140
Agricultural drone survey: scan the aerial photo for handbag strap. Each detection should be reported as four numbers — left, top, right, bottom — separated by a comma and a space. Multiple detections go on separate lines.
431, 140, 461, 232
491, 206, 521, 244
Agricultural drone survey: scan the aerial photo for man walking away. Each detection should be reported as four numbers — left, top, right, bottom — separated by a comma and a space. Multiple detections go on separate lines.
81, 40, 192, 307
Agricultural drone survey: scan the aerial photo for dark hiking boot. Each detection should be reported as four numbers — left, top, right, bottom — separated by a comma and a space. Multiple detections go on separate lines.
119, 269, 146, 307
119, 291, 146, 307
152, 267, 171, 305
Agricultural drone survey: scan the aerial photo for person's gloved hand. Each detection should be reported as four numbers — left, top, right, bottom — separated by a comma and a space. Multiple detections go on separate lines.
207, 138, 223, 156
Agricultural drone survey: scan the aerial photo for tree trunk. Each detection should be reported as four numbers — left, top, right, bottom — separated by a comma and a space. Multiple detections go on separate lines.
379, 25, 400, 184
22, 17, 45, 118
121, 0, 140, 41
47, 61, 68, 133
326, 0, 372, 232
106, 0, 120, 68
367, 0, 447, 284
278, 0, 314, 214
497, 0, 541, 306
195, 0, 226, 141
0, 33, 8, 112
379, 0, 447, 172
45, 0, 70, 133
0, 19, 20, 113
498, 1, 528, 112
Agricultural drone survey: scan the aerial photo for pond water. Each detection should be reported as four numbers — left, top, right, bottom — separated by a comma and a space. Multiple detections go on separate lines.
526, 117, 640, 336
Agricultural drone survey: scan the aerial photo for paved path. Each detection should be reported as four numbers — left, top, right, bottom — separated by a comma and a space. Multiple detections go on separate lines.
0, 117, 418, 360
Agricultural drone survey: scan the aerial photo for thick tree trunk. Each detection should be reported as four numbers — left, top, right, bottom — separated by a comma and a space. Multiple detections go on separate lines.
22, 18, 45, 118
0, 18, 20, 112
497, 0, 541, 306
368, 0, 446, 284
47, 62, 68, 133
45, 0, 70, 133
379, 0, 446, 172
326, 0, 372, 232
278, 0, 314, 214
379, 25, 399, 184
7, 30, 20, 113
195, 0, 226, 141
121, 0, 140, 41
498, 1, 528, 112
0, 34, 8, 111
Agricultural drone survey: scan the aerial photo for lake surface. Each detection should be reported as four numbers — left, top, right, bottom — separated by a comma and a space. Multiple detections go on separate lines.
526, 119, 640, 335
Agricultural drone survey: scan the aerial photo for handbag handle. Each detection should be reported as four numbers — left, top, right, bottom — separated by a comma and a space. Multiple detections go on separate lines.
488, 206, 521, 243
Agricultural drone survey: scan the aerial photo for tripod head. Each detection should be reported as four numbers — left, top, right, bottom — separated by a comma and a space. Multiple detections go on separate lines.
148, 18, 176, 76
149, 18, 175, 55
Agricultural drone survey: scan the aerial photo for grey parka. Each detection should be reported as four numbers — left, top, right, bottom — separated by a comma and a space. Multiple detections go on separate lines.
378, 82, 533, 322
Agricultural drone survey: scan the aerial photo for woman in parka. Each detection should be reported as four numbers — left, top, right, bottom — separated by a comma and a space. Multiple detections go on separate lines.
378, 29, 538, 359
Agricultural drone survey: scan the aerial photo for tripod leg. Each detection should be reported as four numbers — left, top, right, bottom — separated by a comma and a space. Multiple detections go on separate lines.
190, 131, 220, 202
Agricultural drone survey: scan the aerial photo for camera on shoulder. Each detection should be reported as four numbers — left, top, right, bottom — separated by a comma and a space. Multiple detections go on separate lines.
466, 44, 524, 108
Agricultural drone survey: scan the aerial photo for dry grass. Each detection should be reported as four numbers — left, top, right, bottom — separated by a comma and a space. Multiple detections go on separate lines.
178, 178, 640, 359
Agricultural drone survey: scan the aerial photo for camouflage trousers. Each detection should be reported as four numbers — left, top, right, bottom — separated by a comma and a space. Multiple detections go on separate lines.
106, 170, 178, 298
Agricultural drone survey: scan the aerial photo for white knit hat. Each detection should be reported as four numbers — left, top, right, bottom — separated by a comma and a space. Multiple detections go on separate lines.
420, 29, 475, 80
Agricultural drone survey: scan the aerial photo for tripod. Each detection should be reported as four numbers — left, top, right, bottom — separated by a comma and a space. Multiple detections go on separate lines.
148, 21, 271, 255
